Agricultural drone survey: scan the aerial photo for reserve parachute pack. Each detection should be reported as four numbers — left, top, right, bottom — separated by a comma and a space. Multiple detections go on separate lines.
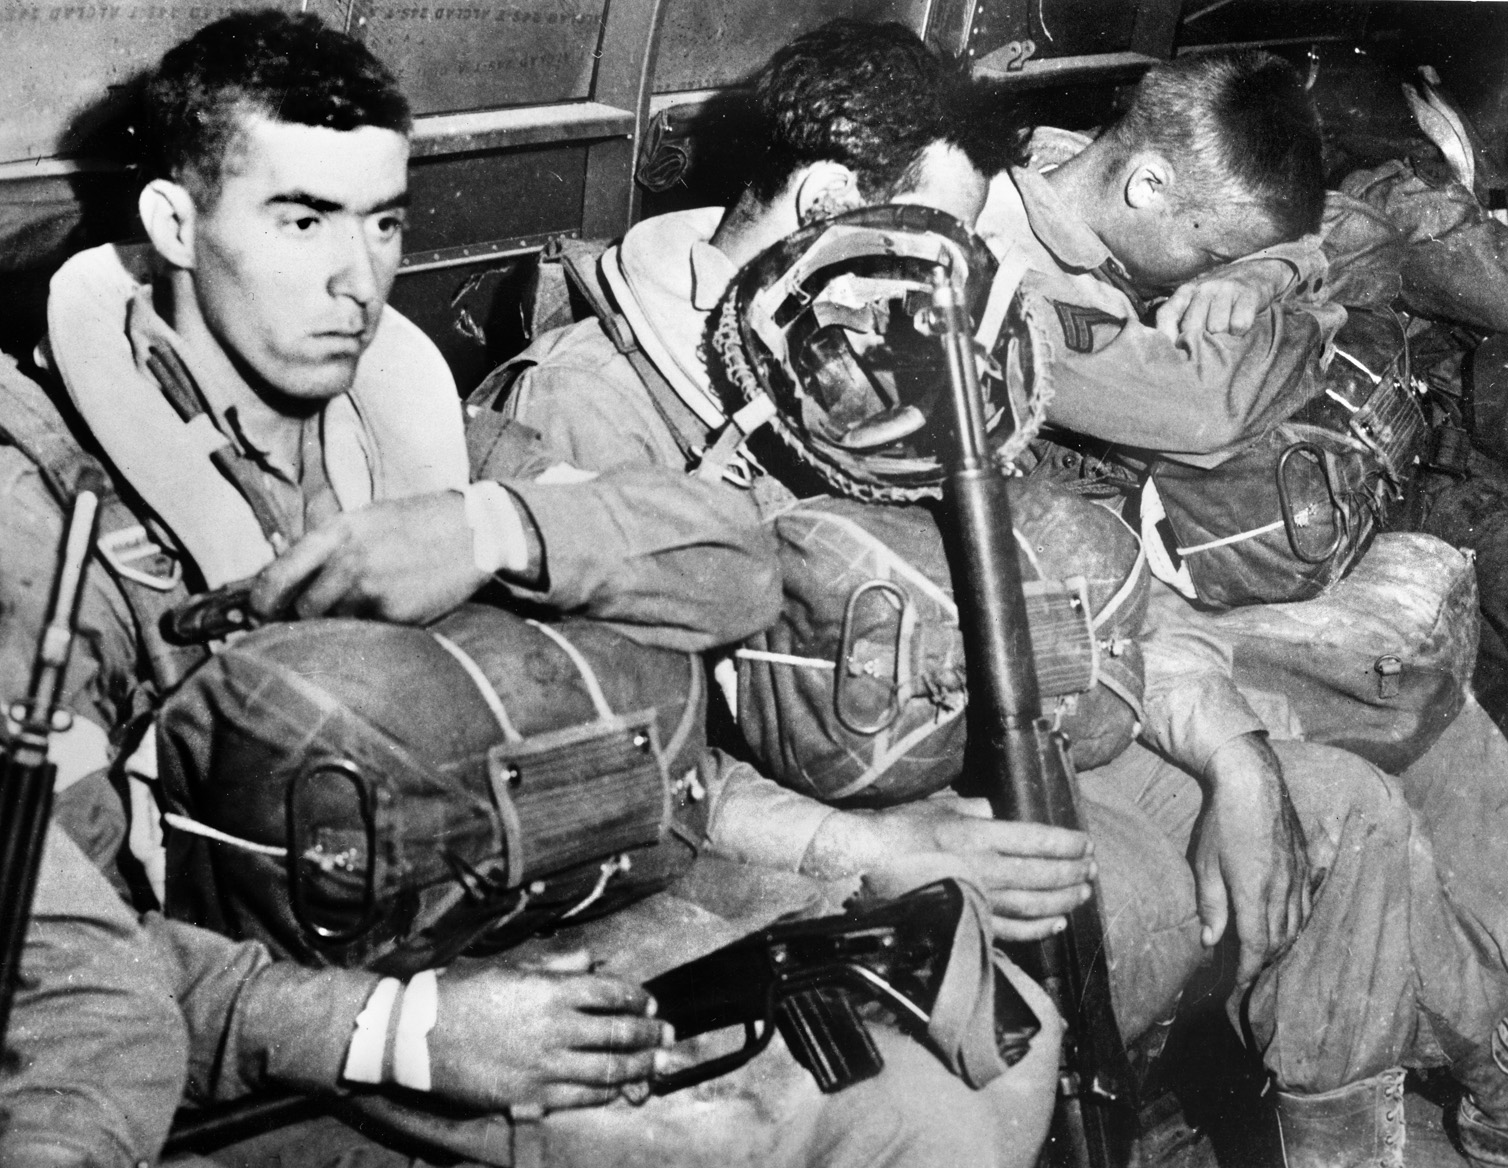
1215, 531, 1478, 771
1144, 309, 1429, 608
156, 603, 707, 976
737, 479, 1147, 806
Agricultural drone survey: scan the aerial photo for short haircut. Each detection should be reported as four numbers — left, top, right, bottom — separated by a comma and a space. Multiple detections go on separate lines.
748, 20, 966, 204
1105, 50, 1324, 239
139, 8, 411, 206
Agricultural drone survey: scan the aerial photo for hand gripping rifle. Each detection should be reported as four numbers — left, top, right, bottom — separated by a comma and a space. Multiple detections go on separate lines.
928, 264, 1137, 1168
0, 479, 102, 1049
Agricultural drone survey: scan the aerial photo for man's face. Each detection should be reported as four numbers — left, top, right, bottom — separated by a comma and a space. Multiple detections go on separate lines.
189, 115, 409, 403
1111, 198, 1288, 293
892, 141, 991, 231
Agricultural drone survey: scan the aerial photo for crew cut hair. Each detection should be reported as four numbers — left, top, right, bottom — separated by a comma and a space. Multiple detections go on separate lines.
1105, 50, 1324, 240
139, 8, 411, 206
748, 19, 959, 204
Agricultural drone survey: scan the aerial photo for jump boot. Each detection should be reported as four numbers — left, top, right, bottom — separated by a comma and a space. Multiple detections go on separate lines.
1274, 1067, 1405, 1168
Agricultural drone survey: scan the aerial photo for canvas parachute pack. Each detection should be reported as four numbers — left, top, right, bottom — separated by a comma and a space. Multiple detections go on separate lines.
156, 603, 708, 976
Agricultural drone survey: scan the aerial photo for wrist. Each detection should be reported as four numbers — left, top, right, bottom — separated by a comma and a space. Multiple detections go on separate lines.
342, 971, 440, 1092
461, 481, 540, 580
799, 807, 885, 880
1203, 731, 1282, 788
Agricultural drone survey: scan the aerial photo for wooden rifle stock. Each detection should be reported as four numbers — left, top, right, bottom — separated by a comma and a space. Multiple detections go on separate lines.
929, 267, 1136, 1168
0, 480, 102, 1049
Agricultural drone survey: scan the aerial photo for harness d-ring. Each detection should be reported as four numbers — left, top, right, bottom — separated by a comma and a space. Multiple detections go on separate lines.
834, 579, 912, 737
287, 759, 381, 947
1275, 441, 1347, 565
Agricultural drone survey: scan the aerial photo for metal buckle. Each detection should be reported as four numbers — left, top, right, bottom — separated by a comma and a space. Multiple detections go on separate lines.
287, 759, 381, 948
1275, 442, 1348, 565
98, 525, 183, 592
834, 579, 914, 736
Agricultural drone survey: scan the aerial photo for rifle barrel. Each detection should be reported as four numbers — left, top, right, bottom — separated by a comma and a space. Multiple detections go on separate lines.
930, 260, 1133, 1168
0, 485, 102, 1048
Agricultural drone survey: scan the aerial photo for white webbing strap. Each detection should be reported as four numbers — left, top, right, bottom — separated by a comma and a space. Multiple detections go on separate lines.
430, 631, 523, 743
162, 811, 288, 857
526, 620, 616, 720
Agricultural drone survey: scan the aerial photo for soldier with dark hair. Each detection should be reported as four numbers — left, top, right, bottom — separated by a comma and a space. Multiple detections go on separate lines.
491, 28, 1508, 1168
0, 10, 1066, 1167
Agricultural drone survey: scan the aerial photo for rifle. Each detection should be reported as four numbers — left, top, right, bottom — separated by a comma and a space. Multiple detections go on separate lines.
644, 878, 1040, 1095
0, 479, 103, 1048
928, 264, 1137, 1168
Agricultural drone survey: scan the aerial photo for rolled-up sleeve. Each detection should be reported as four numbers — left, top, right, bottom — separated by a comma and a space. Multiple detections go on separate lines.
148, 915, 378, 1103
701, 748, 836, 873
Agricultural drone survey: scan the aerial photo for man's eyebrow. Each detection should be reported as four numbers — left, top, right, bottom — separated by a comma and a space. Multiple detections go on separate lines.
266, 191, 411, 214
268, 192, 343, 214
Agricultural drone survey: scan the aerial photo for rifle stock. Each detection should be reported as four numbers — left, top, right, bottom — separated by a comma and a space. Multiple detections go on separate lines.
930, 266, 1136, 1168
0, 480, 102, 1049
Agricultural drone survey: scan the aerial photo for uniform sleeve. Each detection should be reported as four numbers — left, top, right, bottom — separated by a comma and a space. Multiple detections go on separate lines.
1138, 582, 1267, 773
144, 914, 379, 1104
467, 332, 781, 653
700, 748, 836, 873
1020, 267, 1343, 466
1232, 233, 1328, 293
0, 827, 189, 1168
497, 469, 781, 652
488, 321, 691, 474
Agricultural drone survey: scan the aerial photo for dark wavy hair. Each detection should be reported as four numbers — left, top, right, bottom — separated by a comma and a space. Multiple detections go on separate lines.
749, 19, 1004, 204
139, 8, 410, 206
1104, 49, 1324, 239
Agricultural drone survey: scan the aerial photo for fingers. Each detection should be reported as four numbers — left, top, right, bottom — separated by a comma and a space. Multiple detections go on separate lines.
989, 883, 1093, 923
1284, 877, 1305, 948
249, 523, 348, 617
1229, 294, 1260, 335
541, 1083, 627, 1111
992, 913, 1069, 943
549, 1047, 660, 1087
560, 1011, 669, 1054
1264, 874, 1292, 960
1195, 862, 1228, 949
946, 819, 1093, 861
531, 948, 594, 974
557, 973, 653, 1017
285, 548, 366, 619
948, 796, 997, 821
977, 852, 1097, 892
1156, 286, 1194, 341
1232, 881, 1275, 986
1201, 288, 1237, 336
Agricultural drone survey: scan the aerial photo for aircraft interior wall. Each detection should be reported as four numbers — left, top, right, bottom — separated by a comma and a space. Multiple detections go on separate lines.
1, 0, 1506, 394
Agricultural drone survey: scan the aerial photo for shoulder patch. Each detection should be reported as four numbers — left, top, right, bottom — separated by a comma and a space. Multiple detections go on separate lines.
1051, 301, 1125, 354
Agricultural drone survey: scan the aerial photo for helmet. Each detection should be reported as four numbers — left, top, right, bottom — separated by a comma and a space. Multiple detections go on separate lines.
711, 203, 1035, 503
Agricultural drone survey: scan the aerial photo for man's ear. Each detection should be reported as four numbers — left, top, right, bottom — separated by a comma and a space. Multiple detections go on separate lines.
794, 161, 864, 226
138, 178, 198, 269
1124, 153, 1175, 213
